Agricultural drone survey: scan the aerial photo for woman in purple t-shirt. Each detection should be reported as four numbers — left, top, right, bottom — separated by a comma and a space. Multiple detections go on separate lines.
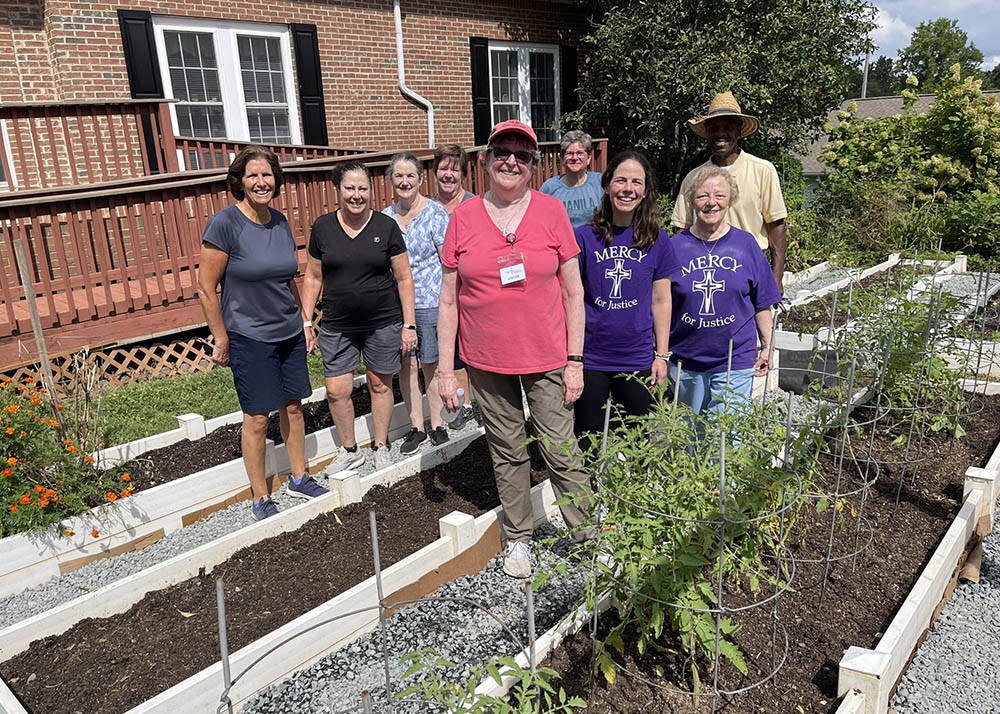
574, 150, 680, 445
668, 167, 780, 415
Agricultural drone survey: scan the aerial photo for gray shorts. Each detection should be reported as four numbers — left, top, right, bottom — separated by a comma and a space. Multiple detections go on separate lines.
318, 324, 402, 377
414, 307, 439, 364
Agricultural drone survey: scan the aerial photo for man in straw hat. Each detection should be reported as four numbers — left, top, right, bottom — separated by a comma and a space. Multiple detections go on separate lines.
671, 91, 787, 293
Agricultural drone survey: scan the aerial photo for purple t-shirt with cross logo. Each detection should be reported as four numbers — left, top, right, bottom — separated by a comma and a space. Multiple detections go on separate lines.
576, 224, 680, 371
669, 226, 781, 373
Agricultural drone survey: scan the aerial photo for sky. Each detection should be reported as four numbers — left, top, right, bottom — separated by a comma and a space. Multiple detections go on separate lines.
871, 1, 1000, 70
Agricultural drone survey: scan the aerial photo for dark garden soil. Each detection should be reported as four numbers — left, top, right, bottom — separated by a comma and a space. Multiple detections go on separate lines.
2, 434, 543, 714
545, 393, 1000, 714
781, 264, 926, 334
117, 377, 404, 494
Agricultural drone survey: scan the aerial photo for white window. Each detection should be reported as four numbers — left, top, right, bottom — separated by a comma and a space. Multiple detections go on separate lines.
488, 42, 560, 142
152, 17, 300, 146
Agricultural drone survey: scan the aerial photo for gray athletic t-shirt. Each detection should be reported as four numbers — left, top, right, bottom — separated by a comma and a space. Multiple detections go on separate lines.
202, 205, 302, 343
539, 171, 604, 228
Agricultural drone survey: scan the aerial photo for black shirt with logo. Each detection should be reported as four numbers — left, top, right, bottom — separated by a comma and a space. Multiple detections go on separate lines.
308, 210, 407, 332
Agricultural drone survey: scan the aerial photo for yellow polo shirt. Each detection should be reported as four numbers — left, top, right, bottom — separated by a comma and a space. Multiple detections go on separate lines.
670, 151, 787, 251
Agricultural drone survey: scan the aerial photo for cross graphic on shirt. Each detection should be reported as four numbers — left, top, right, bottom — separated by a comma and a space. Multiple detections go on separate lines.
605, 259, 632, 299
692, 269, 725, 315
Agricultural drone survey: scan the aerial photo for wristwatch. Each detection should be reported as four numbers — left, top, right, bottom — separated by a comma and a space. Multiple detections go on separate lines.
402, 323, 417, 330
567, 354, 584, 363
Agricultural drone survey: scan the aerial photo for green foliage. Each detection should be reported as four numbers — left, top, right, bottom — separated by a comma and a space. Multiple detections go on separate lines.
845, 55, 899, 98
572, 0, 876, 195
943, 189, 1000, 258
397, 648, 585, 713
811, 64, 1000, 264
895, 18, 986, 92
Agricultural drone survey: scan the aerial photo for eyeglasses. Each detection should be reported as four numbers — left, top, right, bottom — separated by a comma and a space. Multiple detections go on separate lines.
492, 148, 534, 165
563, 151, 589, 158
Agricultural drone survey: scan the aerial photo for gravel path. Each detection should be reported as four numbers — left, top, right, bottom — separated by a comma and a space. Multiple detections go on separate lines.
0, 418, 483, 630
242, 515, 587, 714
891, 502, 1000, 714
785, 267, 854, 302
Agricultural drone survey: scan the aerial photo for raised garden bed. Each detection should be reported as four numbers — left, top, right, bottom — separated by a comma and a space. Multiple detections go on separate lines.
0, 434, 530, 714
500, 392, 1000, 714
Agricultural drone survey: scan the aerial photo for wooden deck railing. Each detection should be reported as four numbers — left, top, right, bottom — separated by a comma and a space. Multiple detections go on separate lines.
0, 99, 179, 191
0, 139, 607, 366
175, 137, 365, 170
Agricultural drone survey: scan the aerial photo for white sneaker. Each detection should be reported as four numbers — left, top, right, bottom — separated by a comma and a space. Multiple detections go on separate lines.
323, 447, 364, 476
503, 540, 533, 579
372, 445, 392, 471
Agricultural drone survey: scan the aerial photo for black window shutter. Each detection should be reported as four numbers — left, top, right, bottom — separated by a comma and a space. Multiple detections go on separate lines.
118, 11, 164, 99
560, 45, 579, 115
118, 11, 165, 172
291, 24, 329, 146
469, 37, 491, 145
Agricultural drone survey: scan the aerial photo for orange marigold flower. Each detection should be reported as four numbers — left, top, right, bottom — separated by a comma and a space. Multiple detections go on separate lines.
84, 455, 95, 464
2, 468, 12, 477
22, 377, 33, 384
8, 505, 16, 513
38, 498, 49, 508
66, 445, 77, 452
44, 488, 55, 497
122, 473, 131, 482
19, 493, 31, 505
107, 492, 117, 502
30, 397, 41, 406
120, 490, 131, 499
26, 410, 32, 415
16, 385, 26, 392
4, 427, 12, 434
91, 529, 99, 538
37, 388, 46, 393
64, 530, 75, 537
7, 457, 17, 466
33, 484, 45, 493
55, 404, 64, 410
5, 405, 18, 413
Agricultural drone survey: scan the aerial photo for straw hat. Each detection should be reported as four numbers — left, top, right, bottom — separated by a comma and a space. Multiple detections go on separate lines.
688, 92, 759, 139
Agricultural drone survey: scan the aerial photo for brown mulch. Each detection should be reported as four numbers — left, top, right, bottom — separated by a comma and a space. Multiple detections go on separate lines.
544, 393, 1000, 714
781, 264, 925, 334
119, 377, 404, 493
1, 435, 517, 714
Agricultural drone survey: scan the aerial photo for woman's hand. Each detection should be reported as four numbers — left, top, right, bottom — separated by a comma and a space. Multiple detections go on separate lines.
211, 337, 230, 367
305, 325, 318, 354
563, 362, 584, 406
438, 370, 460, 411
651, 357, 668, 385
753, 348, 772, 377
401, 327, 418, 355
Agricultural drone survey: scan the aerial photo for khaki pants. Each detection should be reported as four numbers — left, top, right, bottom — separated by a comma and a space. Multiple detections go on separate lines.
468, 366, 593, 544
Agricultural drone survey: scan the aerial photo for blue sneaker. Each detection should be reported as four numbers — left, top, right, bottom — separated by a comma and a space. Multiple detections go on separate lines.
287, 475, 330, 500
252, 498, 279, 521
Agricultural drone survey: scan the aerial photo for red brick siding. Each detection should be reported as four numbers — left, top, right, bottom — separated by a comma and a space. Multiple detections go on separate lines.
1, 0, 588, 149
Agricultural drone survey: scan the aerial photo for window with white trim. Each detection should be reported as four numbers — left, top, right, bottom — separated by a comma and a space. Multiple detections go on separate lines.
488, 42, 560, 142
152, 17, 300, 146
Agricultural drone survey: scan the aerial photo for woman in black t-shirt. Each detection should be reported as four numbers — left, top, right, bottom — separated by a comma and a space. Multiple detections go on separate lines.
302, 162, 417, 472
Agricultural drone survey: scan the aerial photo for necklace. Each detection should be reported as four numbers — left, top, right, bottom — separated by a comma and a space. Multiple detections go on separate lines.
692, 226, 728, 255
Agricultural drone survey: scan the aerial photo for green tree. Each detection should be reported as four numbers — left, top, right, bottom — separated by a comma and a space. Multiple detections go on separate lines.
571, 0, 877, 194
895, 18, 985, 91
987, 63, 1000, 90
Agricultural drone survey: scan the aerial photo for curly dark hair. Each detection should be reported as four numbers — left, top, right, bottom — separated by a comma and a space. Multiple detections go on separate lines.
589, 150, 660, 249
226, 146, 283, 201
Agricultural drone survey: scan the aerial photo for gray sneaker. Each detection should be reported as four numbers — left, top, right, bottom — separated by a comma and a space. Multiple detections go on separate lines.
323, 447, 364, 477
372, 444, 392, 471
502, 540, 533, 578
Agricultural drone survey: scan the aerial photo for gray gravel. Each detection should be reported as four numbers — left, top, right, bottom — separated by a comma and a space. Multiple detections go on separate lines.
890, 502, 1000, 714
785, 267, 854, 302
0, 419, 483, 631
242, 515, 587, 714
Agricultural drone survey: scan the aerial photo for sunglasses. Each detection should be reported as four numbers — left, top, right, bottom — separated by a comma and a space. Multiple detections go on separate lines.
492, 148, 535, 165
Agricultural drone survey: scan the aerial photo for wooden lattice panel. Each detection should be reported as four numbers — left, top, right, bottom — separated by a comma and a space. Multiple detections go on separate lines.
1, 333, 215, 392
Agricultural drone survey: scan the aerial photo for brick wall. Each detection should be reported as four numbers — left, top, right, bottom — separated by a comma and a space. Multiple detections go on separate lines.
0, 0, 590, 150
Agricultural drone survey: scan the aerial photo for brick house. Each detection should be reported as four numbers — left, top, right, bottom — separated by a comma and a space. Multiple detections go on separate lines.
1, 0, 590, 172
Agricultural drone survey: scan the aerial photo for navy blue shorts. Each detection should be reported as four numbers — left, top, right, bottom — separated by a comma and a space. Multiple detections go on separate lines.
228, 331, 312, 414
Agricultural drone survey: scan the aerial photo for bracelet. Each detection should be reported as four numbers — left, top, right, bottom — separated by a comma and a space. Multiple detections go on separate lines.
567, 354, 584, 363
654, 351, 671, 361
402, 323, 417, 330
302, 320, 313, 328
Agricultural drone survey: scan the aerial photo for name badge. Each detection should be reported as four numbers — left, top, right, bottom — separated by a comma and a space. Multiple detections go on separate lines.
499, 262, 526, 285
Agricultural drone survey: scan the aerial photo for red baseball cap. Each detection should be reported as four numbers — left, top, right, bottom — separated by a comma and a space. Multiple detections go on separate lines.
487, 119, 538, 148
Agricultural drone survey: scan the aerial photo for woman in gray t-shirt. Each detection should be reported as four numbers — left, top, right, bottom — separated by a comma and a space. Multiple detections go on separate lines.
198, 147, 329, 521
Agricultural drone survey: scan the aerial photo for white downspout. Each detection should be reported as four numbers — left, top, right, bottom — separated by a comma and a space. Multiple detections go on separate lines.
393, 0, 435, 146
